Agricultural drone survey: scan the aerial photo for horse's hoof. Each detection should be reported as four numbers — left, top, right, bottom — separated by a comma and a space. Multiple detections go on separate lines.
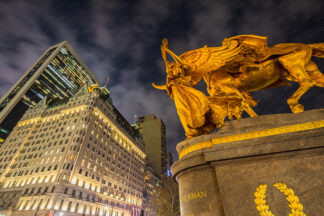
292, 104, 304, 113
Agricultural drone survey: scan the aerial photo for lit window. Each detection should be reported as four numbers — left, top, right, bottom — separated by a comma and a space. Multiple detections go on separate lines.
71, 178, 77, 185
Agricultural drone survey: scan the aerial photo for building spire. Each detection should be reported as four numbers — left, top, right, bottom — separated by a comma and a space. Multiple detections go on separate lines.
105, 75, 110, 88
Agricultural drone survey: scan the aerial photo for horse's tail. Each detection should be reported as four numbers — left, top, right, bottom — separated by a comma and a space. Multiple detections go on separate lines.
309, 43, 324, 58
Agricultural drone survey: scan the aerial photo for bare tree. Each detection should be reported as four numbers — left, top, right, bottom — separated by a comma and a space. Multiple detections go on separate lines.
156, 177, 180, 216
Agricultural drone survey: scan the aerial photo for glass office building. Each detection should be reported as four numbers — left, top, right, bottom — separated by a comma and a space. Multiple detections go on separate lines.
0, 41, 99, 142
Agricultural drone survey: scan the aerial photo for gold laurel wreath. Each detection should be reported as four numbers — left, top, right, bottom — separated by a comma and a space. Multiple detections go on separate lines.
254, 183, 306, 216
254, 184, 275, 216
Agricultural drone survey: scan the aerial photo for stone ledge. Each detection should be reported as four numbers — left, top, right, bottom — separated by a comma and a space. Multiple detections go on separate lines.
172, 109, 324, 178
176, 109, 324, 157
172, 108, 324, 216
176, 108, 324, 153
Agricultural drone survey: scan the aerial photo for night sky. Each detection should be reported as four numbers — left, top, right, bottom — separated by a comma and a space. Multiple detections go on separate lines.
1, 0, 324, 159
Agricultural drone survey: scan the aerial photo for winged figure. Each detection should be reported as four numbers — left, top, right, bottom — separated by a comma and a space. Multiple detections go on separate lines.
153, 35, 324, 138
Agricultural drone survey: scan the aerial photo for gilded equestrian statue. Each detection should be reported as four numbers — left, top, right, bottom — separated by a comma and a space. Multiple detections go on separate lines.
153, 35, 324, 138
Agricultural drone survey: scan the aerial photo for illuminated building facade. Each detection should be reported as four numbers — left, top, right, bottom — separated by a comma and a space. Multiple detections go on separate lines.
142, 165, 159, 216
0, 85, 146, 216
0, 41, 98, 143
135, 115, 167, 177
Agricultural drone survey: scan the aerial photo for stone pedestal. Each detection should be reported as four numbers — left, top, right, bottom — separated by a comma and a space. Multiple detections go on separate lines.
171, 109, 324, 216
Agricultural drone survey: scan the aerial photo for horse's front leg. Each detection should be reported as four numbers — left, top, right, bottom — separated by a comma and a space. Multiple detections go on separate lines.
207, 71, 258, 118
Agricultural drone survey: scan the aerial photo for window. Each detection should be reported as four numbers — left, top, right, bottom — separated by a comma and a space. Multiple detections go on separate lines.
59, 200, 64, 210
67, 201, 72, 211
23, 200, 30, 210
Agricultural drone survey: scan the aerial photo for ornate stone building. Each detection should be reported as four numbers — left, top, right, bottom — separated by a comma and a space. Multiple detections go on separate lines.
0, 85, 146, 216
142, 165, 159, 216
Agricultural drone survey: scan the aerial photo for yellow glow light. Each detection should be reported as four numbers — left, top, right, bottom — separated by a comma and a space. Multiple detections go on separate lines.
54, 204, 59, 210
47, 201, 52, 209
40, 203, 45, 210
19, 202, 24, 210
71, 178, 77, 184
179, 119, 324, 159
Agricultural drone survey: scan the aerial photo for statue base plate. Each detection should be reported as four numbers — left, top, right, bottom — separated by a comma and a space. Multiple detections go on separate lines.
171, 109, 324, 216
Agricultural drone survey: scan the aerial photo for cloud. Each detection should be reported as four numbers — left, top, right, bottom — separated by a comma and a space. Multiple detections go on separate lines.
108, 72, 183, 144
0, 0, 323, 158
0, 0, 185, 154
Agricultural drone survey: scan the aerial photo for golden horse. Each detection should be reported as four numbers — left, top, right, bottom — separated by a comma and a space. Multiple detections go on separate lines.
153, 35, 324, 138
